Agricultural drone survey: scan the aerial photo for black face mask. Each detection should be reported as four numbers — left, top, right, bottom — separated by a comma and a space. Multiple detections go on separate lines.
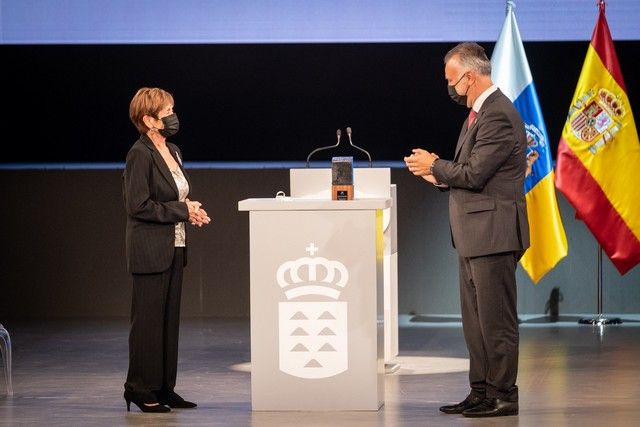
447, 74, 469, 106
158, 113, 179, 138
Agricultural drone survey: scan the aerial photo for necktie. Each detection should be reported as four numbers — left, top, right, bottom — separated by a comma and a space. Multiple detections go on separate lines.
467, 109, 477, 129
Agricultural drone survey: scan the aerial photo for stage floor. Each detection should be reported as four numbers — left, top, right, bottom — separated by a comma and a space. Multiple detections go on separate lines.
1, 315, 639, 426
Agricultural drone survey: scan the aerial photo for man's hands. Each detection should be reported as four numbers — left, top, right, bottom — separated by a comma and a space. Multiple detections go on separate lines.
404, 148, 447, 187
404, 148, 438, 176
186, 199, 211, 227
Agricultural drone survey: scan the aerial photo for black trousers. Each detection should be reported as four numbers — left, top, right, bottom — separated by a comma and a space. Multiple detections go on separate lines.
125, 247, 184, 396
458, 252, 519, 401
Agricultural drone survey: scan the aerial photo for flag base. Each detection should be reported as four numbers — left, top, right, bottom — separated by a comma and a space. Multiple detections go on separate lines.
578, 315, 623, 325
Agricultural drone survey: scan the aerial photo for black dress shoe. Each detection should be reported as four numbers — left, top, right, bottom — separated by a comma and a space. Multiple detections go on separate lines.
462, 398, 518, 417
124, 390, 171, 413
158, 390, 197, 409
439, 395, 484, 414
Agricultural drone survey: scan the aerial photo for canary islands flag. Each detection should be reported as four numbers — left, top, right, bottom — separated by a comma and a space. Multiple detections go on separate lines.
491, 1, 568, 284
556, 1, 640, 275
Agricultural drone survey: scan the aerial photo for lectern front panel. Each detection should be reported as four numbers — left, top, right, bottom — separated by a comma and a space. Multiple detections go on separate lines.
248, 208, 384, 410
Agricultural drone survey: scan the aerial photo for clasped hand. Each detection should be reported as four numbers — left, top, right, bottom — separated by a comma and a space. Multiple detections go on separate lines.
404, 148, 439, 184
186, 199, 211, 227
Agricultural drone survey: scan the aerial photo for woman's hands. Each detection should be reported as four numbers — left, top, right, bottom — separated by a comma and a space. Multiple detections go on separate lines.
186, 199, 211, 227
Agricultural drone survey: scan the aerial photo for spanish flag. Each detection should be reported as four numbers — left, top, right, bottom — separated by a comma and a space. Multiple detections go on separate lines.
556, 0, 640, 275
491, 2, 567, 283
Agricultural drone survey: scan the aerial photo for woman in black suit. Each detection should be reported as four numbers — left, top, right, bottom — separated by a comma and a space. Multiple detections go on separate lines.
122, 87, 210, 413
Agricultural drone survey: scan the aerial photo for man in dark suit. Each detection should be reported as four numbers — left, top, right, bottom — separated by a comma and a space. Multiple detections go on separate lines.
405, 42, 529, 418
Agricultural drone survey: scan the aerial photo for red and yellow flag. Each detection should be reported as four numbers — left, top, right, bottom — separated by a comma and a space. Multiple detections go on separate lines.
555, 1, 640, 275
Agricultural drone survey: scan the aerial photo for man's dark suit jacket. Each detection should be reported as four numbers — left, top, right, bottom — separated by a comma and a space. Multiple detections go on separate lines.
123, 134, 191, 274
432, 88, 530, 258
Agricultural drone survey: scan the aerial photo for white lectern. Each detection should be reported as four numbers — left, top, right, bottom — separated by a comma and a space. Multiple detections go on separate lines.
290, 168, 399, 370
238, 197, 390, 411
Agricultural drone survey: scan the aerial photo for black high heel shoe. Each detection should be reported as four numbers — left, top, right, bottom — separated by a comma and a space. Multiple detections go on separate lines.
158, 390, 197, 409
124, 390, 171, 413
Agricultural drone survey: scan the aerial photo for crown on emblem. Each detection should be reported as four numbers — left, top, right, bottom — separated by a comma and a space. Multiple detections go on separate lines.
276, 243, 349, 300
598, 88, 625, 117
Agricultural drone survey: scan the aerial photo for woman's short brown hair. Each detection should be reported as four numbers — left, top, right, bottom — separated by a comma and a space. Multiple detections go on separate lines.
129, 87, 175, 134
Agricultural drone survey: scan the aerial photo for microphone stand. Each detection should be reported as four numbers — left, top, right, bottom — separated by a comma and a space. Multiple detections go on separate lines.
306, 129, 342, 168
346, 127, 372, 168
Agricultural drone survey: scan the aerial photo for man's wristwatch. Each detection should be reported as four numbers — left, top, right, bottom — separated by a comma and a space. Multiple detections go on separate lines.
429, 158, 437, 175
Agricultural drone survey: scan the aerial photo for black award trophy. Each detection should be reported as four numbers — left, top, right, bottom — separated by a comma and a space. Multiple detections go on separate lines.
331, 156, 354, 200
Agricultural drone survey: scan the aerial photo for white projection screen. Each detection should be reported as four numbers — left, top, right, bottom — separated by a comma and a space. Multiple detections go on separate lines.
1, 0, 639, 44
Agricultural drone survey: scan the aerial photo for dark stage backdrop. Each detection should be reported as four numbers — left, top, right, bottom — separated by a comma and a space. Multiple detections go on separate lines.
3, 41, 639, 164
1, 168, 639, 319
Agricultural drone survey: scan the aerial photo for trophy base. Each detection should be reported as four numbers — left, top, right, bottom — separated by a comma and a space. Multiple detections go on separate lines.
332, 185, 354, 201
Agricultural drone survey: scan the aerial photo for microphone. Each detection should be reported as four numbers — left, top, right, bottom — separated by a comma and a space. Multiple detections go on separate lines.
305, 129, 343, 167
345, 127, 372, 167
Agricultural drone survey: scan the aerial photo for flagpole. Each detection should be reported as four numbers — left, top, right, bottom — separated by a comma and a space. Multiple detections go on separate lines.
578, 245, 622, 325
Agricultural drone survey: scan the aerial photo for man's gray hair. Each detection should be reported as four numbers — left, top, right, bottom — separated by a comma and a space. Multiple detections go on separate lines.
444, 42, 492, 76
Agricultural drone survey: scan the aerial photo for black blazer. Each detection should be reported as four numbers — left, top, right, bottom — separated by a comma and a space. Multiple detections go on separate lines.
123, 134, 191, 274
432, 89, 530, 257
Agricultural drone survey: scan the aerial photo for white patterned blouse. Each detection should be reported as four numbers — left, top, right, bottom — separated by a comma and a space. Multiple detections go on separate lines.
171, 167, 189, 247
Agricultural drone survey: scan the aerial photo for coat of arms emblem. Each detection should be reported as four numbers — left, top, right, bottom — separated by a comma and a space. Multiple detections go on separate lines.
276, 243, 349, 379
568, 87, 625, 154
